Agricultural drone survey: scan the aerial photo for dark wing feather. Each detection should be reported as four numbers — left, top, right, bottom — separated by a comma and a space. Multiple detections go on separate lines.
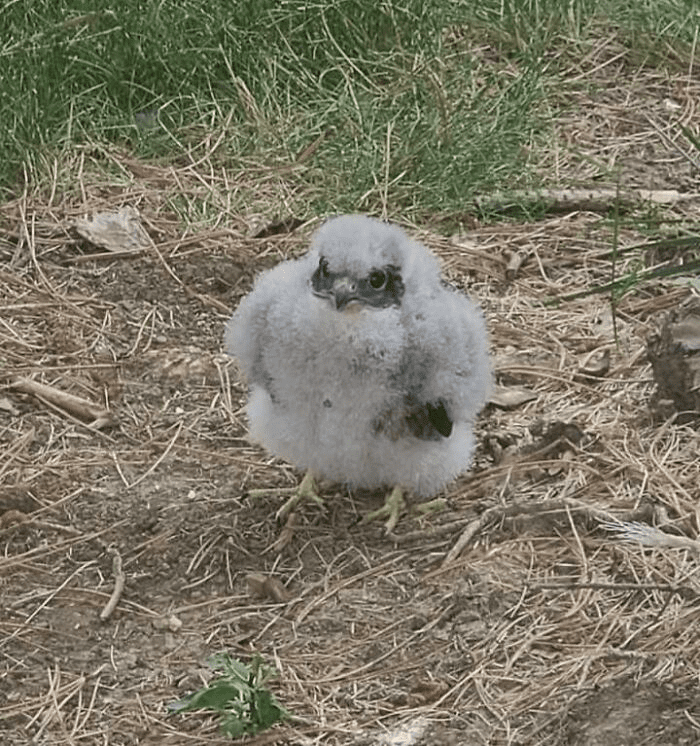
373, 394, 453, 442
426, 400, 453, 437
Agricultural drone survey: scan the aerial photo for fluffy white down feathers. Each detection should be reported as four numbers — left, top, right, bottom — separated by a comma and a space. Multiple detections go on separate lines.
225, 215, 491, 497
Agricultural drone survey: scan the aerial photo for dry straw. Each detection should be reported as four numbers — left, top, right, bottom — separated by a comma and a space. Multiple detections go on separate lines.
2, 68, 700, 745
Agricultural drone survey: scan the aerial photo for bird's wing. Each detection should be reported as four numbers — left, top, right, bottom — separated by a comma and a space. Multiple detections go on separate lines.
224, 259, 308, 392
382, 287, 491, 438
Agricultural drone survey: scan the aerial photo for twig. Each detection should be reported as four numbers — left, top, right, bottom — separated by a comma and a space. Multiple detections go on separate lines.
601, 519, 700, 558
473, 186, 688, 214
117, 421, 183, 490
504, 249, 527, 281
11, 377, 113, 427
441, 510, 496, 567
550, 258, 700, 303
100, 547, 125, 621
385, 516, 473, 545
440, 498, 622, 568
264, 511, 299, 554
0, 510, 81, 536
644, 114, 700, 171
532, 580, 699, 600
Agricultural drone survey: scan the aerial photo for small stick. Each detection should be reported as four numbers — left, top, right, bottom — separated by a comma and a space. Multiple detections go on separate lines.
441, 512, 492, 567
100, 547, 125, 621
439, 497, 626, 569
385, 515, 472, 545
264, 512, 298, 554
504, 249, 526, 281
12, 378, 112, 426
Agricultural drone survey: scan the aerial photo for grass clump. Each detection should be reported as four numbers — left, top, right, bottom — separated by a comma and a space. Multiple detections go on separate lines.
2, 0, 699, 219
169, 652, 290, 738
2, 0, 547, 216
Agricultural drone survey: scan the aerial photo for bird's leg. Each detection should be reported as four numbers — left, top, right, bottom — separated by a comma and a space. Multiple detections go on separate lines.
275, 471, 324, 520
361, 485, 406, 534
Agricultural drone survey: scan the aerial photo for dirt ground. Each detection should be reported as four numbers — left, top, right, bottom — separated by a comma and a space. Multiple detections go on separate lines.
2, 60, 700, 746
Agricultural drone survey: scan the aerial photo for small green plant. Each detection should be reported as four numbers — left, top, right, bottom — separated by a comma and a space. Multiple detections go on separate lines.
169, 652, 290, 738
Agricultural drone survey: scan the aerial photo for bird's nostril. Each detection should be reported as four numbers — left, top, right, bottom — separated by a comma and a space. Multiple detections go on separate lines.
334, 278, 355, 293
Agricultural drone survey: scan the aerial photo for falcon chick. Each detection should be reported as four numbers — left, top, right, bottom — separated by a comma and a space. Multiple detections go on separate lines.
225, 215, 491, 531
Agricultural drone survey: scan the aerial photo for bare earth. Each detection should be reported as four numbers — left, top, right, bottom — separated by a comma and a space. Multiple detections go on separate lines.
2, 57, 700, 746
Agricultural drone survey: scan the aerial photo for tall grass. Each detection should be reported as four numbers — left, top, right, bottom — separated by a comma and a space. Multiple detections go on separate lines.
1, 0, 697, 217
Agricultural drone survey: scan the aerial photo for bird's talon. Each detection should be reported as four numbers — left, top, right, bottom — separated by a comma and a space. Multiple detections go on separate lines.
249, 487, 294, 501
414, 497, 447, 516
362, 486, 406, 534
275, 472, 323, 520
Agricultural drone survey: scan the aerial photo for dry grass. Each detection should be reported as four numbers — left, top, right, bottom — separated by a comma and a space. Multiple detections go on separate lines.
2, 49, 700, 746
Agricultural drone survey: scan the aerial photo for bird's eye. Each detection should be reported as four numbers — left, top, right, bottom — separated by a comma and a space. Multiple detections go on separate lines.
369, 270, 387, 289
319, 257, 329, 276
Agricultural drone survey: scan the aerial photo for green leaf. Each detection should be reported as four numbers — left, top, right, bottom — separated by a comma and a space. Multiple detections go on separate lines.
172, 682, 246, 713
212, 654, 253, 679
253, 689, 290, 729
168, 652, 291, 738
219, 716, 250, 738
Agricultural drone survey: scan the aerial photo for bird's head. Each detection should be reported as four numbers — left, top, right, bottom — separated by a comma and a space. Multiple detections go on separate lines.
308, 215, 439, 313
311, 255, 404, 311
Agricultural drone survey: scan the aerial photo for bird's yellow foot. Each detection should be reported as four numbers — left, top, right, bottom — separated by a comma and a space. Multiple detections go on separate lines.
248, 472, 324, 520
275, 471, 324, 520
362, 485, 406, 534
414, 497, 447, 516
362, 490, 447, 534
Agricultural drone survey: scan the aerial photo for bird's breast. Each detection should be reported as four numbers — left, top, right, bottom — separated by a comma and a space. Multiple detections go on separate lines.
267, 298, 405, 418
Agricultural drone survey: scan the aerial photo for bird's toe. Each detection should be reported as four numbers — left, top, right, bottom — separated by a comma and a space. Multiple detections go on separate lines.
361, 485, 406, 534
275, 471, 324, 521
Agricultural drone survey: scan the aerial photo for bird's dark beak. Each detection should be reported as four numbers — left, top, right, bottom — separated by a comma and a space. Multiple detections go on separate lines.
332, 277, 359, 311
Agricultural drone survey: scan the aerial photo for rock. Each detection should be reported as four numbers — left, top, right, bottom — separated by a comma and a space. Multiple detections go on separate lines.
647, 298, 700, 422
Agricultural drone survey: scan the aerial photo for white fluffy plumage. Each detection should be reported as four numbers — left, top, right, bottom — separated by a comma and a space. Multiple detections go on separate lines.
225, 214, 491, 499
